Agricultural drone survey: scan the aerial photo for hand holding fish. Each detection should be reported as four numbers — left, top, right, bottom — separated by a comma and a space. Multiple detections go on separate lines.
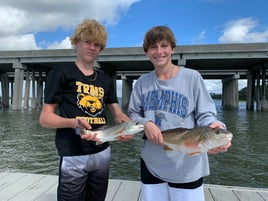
76, 118, 92, 130
209, 121, 225, 129
114, 117, 135, 142
144, 121, 163, 144
75, 119, 98, 141
207, 121, 232, 154
76, 121, 144, 143
117, 135, 134, 142
208, 141, 232, 154
80, 132, 98, 141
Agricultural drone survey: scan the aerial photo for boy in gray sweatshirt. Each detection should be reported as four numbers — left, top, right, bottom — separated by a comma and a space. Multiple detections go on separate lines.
128, 26, 231, 201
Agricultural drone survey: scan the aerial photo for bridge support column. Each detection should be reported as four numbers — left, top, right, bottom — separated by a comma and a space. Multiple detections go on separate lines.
247, 66, 268, 111
1, 73, 10, 108
31, 70, 37, 109
222, 75, 239, 109
260, 68, 268, 111
246, 72, 255, 110
178, 59, 186, 66
37, 71, 43, 109
256, 67, 268, 111
12, 61, 25, 110
23, 71, 30, 109
121, 76, 133, 112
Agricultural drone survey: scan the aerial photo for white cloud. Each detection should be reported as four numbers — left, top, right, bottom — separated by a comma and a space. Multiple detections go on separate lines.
0, 7, 27, 36
47, 37, 72, 49
219, 17, 268, 43
238, 79, 247, 90
204, 80, 222, 94
204, 79, 247, 94
213, 17, 266, 93
192, 30, 206, 44
0, 34, 40, 50
0, 0, 140, 50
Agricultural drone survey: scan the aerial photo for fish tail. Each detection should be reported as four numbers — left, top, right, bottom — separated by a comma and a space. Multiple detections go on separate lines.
163, 144, 174, 151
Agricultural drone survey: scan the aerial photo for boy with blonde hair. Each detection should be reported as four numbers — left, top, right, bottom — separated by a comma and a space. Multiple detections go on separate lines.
40, 19, 131, 201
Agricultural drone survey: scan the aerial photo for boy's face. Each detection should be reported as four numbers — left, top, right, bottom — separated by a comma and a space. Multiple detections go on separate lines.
75, 40, 102, 63
146, 40, 174, 68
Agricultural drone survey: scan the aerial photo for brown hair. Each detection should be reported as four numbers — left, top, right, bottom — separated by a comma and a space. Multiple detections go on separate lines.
70, 19, 107, 50
143, 26, 176, 52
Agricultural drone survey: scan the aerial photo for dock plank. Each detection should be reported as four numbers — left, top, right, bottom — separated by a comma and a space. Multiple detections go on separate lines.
235, 189, 265, 201
259, 191, 268, 200
206, 184, 268, 201
10, 175, 58, 201
111, 180, 140, 201
208, 186, 239, 201
0, 173, 267, 201
0, 173, 42, 200
0, 173, 25, 190
34, 186, 57, 201
105, 180, 122, 201
204, 188, 214, 201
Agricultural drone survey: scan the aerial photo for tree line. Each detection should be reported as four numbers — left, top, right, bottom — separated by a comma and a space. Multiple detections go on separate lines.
210, 87, 268, 100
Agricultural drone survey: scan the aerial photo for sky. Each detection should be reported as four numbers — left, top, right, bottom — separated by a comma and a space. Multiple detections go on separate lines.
1, 0, 268, 94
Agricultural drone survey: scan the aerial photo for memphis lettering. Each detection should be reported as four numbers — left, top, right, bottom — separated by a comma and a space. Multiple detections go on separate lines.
142, 90, 188, 119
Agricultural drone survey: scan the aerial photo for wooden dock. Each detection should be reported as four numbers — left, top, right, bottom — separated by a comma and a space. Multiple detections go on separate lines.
0, 172, 267, 201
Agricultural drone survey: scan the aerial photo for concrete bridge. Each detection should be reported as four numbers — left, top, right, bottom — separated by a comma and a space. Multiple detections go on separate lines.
0, 43, 268, 111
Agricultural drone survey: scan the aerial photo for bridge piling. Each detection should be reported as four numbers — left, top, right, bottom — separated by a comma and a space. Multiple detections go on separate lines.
11, 62, 24, 110
0, 73, 9, 108
121, 77, 133, 112
23, 71, 30, 109
222, 75, 239, 110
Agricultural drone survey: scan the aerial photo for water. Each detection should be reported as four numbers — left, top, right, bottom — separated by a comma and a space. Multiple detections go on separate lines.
0, 101, 267, 188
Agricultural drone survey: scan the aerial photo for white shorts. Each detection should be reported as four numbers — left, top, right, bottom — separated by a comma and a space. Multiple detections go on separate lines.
141, 183, 205, 201
140, 158, 205, 201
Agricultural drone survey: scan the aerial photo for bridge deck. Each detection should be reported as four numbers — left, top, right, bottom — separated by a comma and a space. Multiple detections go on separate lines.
0, 172, 267, 201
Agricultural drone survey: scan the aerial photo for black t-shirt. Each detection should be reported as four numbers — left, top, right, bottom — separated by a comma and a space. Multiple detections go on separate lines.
44, 63, 118, 156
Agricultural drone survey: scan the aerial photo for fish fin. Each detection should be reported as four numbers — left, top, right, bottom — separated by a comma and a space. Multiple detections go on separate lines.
188, 152, 201, 157
163, 145, 174, 151
99, 125, 111, 130
162, 127, 188, 134
183, 140, 200, 149
96, 141, 105, 145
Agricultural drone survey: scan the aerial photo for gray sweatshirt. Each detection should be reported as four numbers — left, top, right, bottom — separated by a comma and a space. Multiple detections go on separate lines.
128, 66, 221, 183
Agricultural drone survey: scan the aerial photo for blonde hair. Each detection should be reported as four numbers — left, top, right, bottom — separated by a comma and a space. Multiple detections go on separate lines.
143, 26, 176, 53
70, 19, 107, 50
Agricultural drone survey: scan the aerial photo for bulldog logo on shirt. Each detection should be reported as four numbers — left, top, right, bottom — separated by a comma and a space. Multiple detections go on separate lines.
77, 94, 102, 115
76, 81, 104, 116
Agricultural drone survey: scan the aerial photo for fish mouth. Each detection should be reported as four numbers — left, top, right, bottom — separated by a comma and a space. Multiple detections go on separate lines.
131, 122, 144, 129
227, 133, 233, 140
139, 124, 144, 129
220, 134, 233, 142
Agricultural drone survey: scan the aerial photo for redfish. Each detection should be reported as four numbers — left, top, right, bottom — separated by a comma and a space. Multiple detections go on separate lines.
162, 127, 233, 156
